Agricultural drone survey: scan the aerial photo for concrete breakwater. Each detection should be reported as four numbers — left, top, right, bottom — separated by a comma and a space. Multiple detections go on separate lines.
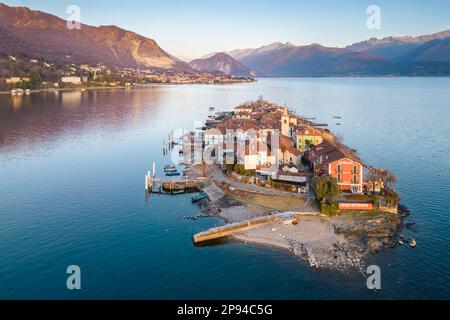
193, 215, 279, 244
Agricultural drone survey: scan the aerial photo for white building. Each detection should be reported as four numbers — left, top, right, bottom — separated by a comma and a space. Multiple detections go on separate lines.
61, 76, 82, 85
5, 77, 21, 84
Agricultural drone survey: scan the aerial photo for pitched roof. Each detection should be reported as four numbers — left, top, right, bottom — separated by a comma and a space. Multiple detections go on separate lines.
313, 141, 361, 165
295, 127, 323, 137
280, 135, 301, 156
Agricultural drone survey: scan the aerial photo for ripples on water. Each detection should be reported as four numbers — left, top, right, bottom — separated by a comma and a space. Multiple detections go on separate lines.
0, 78, 449, 299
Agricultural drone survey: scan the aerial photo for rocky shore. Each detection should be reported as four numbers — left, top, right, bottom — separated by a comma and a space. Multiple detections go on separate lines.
191, 165, 409, 272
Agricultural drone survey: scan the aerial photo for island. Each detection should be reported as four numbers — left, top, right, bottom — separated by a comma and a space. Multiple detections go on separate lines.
150, 99, 410, 272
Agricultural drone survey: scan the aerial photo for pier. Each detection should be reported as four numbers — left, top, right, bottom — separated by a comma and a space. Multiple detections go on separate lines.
146, 176, 206, 194
192, 215, 279, 244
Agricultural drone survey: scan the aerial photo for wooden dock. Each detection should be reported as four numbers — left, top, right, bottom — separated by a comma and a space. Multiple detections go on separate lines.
193, 215, 278, 244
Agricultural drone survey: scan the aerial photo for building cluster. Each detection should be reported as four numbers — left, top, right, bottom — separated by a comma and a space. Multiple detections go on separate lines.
1, 54, 254, 91
184, 100, 368, 194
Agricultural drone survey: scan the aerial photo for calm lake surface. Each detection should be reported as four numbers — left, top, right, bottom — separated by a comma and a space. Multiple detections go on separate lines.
0, 78, 449, 299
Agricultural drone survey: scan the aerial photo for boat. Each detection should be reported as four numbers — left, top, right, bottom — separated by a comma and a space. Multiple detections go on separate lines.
191, 192, 208, 203
164, 165, 177, 172
209, 107, 215, 111
336, 123, 341, 126
25, 89, 31, 95
333, 116, 342, 119
165, 171, 181, 177
398, 240, 404, 245
410, 239, 417, 248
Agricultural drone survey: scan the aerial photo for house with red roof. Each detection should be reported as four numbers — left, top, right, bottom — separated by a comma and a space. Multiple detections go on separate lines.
308, 141, 363, 193
295, 126, 324, 152
279, 135, 301, 166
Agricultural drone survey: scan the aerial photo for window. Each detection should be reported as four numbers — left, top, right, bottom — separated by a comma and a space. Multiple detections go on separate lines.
353, 165, 357, 174
337, 174, 341, 182
337, 164, 341, 173
353, 175, 357, 183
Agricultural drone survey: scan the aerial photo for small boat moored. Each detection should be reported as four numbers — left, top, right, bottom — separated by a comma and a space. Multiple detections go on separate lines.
410, 239, 417, 248
164, 165, 177, 172
165, 171, 181, 177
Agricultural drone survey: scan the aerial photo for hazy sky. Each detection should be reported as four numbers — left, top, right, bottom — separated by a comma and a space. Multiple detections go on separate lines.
3, 0, 450, 60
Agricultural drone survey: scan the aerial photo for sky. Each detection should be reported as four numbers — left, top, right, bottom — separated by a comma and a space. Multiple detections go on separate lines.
3, 0, 450, 60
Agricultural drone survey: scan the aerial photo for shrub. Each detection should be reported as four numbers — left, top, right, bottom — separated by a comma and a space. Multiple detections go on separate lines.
384, 188, 399, 207
233, 164, 255, 177
371, 195, 380, 208
321, 203, 339, 216
344, 194, 372, 201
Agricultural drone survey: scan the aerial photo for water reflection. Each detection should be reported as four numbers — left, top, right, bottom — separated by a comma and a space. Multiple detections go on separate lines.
0, 89, 164, 152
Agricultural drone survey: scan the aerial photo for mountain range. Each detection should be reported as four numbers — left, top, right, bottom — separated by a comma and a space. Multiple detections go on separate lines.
207, 31, 450, 76
347, 30, 450, 61
188, 53, 254, 77
0, 3, 191, 72
1, 3, 450, 77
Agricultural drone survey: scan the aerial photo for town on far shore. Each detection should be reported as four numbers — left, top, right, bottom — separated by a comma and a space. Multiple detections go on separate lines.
180, 98, 400, 217
0, 55, 255, 94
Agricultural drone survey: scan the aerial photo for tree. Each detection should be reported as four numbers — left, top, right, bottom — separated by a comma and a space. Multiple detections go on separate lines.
280, 146, 287, 164
371, 195, 380, 209
334, 133, 344, 144
312, 175, 340, 203
384, 188, 399, 207
30, 67, 41, 88
380, 169, 397, 190
366, 169, 379, 194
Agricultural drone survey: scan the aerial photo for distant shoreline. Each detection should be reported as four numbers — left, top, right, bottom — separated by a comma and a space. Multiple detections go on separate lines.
2, 76, 449, 95
0, 86, 128, 95
0, 80, 257, 95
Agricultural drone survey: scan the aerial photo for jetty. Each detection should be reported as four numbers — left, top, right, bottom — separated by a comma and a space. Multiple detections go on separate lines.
193, 215, 280, 244
146, 177, 206, 194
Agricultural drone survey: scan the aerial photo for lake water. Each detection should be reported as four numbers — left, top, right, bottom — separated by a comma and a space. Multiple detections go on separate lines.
0, 78, 449, 299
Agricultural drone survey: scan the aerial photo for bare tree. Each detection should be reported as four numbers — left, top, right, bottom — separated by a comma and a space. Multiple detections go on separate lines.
366, 169, 379, 194
384, 169, 398, 189
334, 133, 344, 144
379, 169, 398, 190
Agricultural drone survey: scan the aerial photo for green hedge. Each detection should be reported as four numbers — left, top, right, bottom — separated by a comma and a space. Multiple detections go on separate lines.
321, 203, 339, 216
